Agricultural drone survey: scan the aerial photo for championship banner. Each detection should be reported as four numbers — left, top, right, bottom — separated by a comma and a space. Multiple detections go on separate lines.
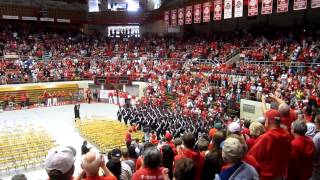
185, 6, 193, 24
178, 8, 184, 25
262, 0, 273, 14
171, 9, 177, 26
194, 4, 202, 23
224, 0, 232, 19
248, 0, 259, 16
214, 0, 222, 21
293, 0, 307, 10
203, 2, 211, 22
312, 0, 320, 8
277, 0, 289, 13
164, 11, 169, 25
234, 0, 243, 18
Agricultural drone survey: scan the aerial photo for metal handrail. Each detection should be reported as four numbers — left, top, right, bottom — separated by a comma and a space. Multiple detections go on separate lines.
241, 60, 320, 67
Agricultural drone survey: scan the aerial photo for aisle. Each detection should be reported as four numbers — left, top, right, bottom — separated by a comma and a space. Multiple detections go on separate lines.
0, 103, 119, 180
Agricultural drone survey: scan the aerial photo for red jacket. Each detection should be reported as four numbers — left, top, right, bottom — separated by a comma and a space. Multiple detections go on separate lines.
287, 136, 315, 180
247, 128, 292, 180
174, 148, 204, 180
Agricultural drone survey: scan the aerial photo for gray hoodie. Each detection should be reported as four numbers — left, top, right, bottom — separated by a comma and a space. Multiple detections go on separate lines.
214, 162, 259, 180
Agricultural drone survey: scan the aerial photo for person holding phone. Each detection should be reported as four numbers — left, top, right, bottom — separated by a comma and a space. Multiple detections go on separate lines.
78, 152, 116, 180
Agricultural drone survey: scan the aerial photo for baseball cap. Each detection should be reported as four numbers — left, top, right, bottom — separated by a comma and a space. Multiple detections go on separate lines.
265, 109, 281, 123
111, 148, 122, 158
228, 122, 240, 133
222, 137, 246, 162
214, 122, 223, 130
45, 146, 76, 174
165, 132, 173, 140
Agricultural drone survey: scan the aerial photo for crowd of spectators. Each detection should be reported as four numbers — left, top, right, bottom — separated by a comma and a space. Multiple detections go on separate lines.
2, 26, 320, 180
0, 27, 242, 84
12, 106, 320, 180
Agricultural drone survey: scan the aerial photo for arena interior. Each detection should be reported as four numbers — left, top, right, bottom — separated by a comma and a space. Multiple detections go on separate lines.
0, 0, 320, 180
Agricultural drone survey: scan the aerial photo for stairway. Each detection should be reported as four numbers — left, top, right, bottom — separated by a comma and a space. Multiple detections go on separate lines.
225, 49, 241, 64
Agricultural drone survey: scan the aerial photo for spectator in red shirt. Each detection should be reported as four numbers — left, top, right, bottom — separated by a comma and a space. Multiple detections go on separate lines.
161, 132, 177, 155
125, 129, 132, 147
247, 109, 292, 180
174, 133, 204, 180
287, 120, 315, 180
246, 122, 265, 150
132, 147, 166, 180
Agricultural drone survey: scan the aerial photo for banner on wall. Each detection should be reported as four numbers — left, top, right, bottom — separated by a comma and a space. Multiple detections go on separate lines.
293, 0, 307, 10
22, 16, 38, 21
248, 0, 259, 16
277, 0, 289, 13
57, 18, 71, 23
164, 11, 169, 25
262, 0, 273, 14
40, 17, 54, 22
194, 4, 201, 23
185, 6, 193, 24
2, 15, 19, 20
234, 0, 243, 18
312, 0, 320, 8
178, 8, 184, 25
224, 0, 232, 19
171, 9, 177, 26
203, 2, 211, 22
214, 0, 222, 21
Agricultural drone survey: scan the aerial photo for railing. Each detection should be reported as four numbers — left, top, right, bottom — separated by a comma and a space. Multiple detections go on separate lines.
241, 60, 320, 68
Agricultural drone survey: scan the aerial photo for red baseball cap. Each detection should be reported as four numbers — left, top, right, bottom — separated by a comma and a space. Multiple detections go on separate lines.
265, 109, 281, 123
165, 132, 173, 140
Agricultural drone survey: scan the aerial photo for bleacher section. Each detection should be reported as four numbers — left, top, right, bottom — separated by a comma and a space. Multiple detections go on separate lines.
0, 83, 81, 106
0, 4, 39, 17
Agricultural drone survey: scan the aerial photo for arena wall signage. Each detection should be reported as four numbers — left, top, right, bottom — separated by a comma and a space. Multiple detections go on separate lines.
203, 2, 211, 22
277, 0, 289, 13
57, 19, 71, 23
185, 6, 193, 24
262, 0, 273, 14
21, 16, 38, 21
171, 9, 177, 26
234, 0, 243, 18
293, 0, 307, 10
194, 4, 202, 23
2, 15, 19, 20
248, 0, 259, 16
312, 0, 320, 8
214, 0, 222, 21
178, 8, 184, 25
224, 0, 233, 19
164, 0, 319, 25
40, 17, 54, 22
164, 11, 170, 25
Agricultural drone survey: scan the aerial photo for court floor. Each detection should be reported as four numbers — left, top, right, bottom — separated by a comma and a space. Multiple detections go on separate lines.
0, 103, 119, 180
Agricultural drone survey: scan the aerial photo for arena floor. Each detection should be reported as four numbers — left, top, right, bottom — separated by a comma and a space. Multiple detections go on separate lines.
0, 103, 119, 180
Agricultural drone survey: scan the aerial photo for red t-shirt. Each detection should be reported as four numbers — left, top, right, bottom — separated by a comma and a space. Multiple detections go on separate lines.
84, 176, 117, 180
132, 167, 165, 180
174, 148, 204, 180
